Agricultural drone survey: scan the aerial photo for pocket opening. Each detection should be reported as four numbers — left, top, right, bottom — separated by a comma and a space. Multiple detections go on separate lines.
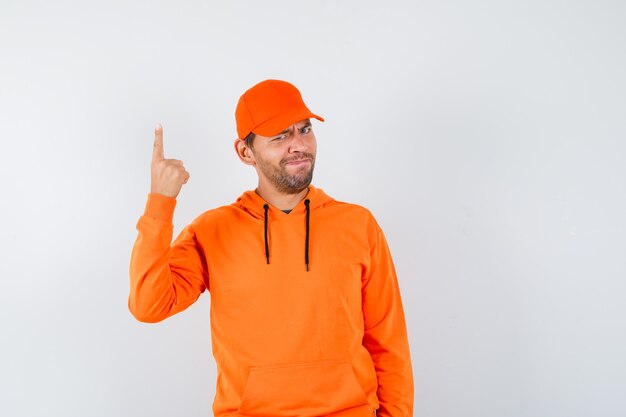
237, 361, 369, 417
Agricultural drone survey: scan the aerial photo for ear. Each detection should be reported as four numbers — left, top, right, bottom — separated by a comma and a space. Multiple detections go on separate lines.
234, 139, 256, 166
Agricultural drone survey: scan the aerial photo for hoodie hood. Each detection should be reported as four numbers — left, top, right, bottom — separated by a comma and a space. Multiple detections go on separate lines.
233, 185, 334, 219
232, 185, 334, 271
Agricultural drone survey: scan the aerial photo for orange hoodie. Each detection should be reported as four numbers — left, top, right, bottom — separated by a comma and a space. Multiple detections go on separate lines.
129, 185, 413, 417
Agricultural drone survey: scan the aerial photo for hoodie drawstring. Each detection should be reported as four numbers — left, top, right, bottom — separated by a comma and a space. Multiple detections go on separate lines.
262, 199, 311, 272
304, 199, 310, 272
263, 204, 270, 264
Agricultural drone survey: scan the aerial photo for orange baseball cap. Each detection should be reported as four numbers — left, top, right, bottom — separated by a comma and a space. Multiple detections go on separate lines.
235, 79, 324, 139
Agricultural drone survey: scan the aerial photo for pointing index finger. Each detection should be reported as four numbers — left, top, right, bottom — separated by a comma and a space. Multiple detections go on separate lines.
153, 123, 164, 161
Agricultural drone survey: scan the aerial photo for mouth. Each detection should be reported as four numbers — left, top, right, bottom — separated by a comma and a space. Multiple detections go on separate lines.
285, 158, 311, 166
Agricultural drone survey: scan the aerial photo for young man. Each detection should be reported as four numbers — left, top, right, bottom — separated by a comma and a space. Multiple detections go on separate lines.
129, 80, 414, 417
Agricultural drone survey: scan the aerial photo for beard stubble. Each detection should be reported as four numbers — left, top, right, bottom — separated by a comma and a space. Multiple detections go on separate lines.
255, 152, 316, 195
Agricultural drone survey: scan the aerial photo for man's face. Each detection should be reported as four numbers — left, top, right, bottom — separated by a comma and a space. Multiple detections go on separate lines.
250, 119, 317, 195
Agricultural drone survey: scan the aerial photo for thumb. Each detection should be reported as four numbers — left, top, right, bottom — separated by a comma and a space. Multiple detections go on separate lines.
152, 123, 164, 161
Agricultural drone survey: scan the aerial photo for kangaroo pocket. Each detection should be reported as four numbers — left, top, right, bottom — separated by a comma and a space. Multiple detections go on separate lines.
237, 361, 370, 417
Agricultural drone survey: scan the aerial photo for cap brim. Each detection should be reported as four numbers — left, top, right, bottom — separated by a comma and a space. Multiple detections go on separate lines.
252, 109, 325, 137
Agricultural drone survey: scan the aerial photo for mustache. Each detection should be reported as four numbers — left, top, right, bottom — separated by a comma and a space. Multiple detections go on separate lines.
281, 153, 315, 166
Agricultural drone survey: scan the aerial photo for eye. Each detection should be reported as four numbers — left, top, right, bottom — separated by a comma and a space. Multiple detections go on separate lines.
273, 134, 287, 141
300, 126, 312, 134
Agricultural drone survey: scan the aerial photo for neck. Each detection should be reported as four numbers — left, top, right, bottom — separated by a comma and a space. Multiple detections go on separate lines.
255, 182, 310, 210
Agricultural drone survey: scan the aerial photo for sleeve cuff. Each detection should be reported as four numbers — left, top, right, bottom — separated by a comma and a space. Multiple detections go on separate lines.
144, 193, 177, 223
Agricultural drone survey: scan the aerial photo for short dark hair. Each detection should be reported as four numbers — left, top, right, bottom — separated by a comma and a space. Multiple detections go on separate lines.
244, 132, 255, 148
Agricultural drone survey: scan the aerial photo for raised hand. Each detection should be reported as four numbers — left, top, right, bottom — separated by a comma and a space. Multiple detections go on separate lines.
150, 123, 190, 198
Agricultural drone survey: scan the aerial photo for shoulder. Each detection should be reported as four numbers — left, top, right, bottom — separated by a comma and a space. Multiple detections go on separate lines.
321, 198, 380, 230
326, 199, 372, 215
187, 203, 244, 228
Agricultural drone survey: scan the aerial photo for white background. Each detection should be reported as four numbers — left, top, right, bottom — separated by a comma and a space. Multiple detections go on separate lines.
1, 1, 625, 416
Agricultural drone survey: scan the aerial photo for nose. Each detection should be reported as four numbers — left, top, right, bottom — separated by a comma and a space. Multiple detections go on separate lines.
288, 126, 307, 153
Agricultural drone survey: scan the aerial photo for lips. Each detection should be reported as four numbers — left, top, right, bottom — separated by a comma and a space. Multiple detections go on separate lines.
285, 158, 311, 165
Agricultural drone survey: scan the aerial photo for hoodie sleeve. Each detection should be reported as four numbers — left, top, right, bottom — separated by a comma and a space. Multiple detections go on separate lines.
128, 193, 208, 323
362, 214, 414, 417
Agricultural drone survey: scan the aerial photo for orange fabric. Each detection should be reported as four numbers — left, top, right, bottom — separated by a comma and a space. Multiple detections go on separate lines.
129, 185, 414, 417
235, 79, 325, 139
